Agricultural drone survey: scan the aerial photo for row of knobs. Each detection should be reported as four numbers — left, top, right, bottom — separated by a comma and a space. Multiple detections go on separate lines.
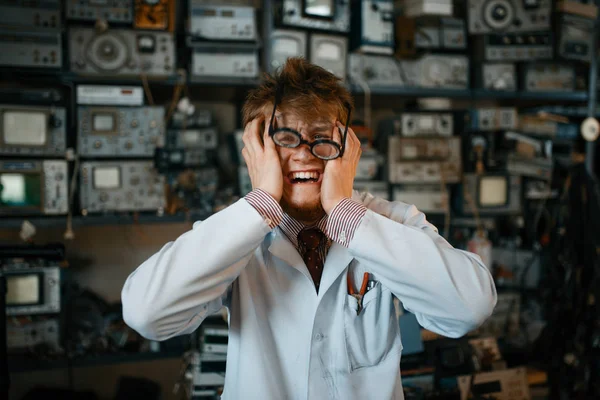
46, 165, 66, 209
500, 35, 550, 45
69, 9, 130, 20
81, 118, 159, 130
489, 49, 550, 58
48, 164, 65, 182
400, 163, 459, 176
74, 57, 172, 71
33, 50, 59, 65
91, 135, 159, 150
199, 24, 253, 36
404, 118, 450, 133
32, 14, 59, 28
97, 186, 161, 203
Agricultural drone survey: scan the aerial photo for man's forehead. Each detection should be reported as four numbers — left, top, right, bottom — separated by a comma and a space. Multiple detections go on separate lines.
275, 111, 334, 126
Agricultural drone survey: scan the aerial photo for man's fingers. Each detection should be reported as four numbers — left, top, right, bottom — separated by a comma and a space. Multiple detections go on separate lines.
351, 128, 362, 157
263, 116, 271, 136
337, 121, 361, 159
332, 121, 342, 144
337, 121, 352, 144
344, 123, 360, 148
242, 147, 258, 187
335, 121, 349, 154
345, 123, 359, 144
263, 118, 276, 151
244, 118, 263, 155
241, 120, 254, 150
241, 146, 250, 164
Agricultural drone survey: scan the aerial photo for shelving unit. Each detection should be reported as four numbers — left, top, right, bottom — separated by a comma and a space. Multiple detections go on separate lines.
1, 211, 211, 229
8, 350, 183, 373
350, 85, 590, 102
2, 1, 600, 387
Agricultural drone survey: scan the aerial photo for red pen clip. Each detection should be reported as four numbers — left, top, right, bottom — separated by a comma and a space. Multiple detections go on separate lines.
347, 272, 369, 314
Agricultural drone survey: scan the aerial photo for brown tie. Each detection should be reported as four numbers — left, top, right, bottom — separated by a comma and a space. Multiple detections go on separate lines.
298, 227, 326, 292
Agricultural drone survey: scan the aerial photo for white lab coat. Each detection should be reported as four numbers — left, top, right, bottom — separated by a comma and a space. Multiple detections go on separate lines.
122, 191, 497, 400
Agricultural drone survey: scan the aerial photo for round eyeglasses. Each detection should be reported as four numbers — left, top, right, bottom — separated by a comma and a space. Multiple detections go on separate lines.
267, 84, 352, 160
270, 127, 343, 160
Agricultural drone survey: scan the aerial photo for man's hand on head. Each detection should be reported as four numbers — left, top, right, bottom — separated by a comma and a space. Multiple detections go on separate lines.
242, 117, 283, 202
320, 121, 362, 214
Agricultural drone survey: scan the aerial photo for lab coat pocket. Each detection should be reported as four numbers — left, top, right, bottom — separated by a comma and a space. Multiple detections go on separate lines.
343, 282, 400, 371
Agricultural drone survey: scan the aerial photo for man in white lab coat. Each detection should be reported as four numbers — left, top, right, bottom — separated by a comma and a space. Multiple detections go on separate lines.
122, 58, 497, 399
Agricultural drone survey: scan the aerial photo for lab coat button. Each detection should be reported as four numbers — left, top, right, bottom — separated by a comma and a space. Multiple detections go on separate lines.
315, 333, 324, 341
339, 231, 347, 241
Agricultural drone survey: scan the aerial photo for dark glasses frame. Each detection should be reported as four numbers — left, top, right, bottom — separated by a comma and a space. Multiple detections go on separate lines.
268, 83, 352, 160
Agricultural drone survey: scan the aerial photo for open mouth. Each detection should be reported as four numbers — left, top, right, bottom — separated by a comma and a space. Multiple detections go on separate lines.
287, 171, 322, 184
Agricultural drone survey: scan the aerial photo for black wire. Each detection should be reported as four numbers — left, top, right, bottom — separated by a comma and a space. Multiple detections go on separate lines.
467, 369, 478, 400
65, 283, 75, 395
541, 164, 600, 398
67, 355, 74, 395
0, 274, 9, 400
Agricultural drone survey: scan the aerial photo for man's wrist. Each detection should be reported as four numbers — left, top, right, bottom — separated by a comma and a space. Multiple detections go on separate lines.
244, 189, 283, 229
325, 198, 367, 247
324, 196, 348, 215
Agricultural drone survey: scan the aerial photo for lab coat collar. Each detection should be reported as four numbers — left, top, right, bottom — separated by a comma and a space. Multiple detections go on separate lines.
318, 240, 354, 298
268, 228, 309, 280
268, 228, 354, 298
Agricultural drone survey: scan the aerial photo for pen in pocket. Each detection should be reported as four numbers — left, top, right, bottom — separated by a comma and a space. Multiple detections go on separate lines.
347, 272, 369, 314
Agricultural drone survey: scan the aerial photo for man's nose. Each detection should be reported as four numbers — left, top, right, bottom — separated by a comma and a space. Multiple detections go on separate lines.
291, 142, 316, 161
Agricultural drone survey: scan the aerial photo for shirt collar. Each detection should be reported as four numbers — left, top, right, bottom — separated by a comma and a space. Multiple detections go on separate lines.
279, 212, 328, 249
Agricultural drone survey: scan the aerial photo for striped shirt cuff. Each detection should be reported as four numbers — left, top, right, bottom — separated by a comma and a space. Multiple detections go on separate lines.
325, 198, 367, 247
244, 189, 283, 229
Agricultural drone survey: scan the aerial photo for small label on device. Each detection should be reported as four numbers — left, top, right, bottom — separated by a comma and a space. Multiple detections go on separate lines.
77, 85, 144, 106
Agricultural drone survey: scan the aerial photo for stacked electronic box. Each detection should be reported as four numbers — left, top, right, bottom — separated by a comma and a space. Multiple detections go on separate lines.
189, 317, 228, 400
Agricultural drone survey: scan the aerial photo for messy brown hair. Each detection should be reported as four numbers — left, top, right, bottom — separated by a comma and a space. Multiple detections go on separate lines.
242, 57, 353, 128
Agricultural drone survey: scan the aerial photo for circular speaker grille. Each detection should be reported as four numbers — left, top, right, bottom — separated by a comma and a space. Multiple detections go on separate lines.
424, 59, 450, 87
483, 0, 514, 31
87, 32, 129, 72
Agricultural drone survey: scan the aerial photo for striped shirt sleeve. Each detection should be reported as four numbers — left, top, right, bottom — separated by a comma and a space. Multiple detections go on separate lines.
325, 197, 367, 247
244, 188, 283, 229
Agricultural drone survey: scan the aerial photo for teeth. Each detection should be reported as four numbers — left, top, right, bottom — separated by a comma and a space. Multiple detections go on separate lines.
291, 171, 318, 180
